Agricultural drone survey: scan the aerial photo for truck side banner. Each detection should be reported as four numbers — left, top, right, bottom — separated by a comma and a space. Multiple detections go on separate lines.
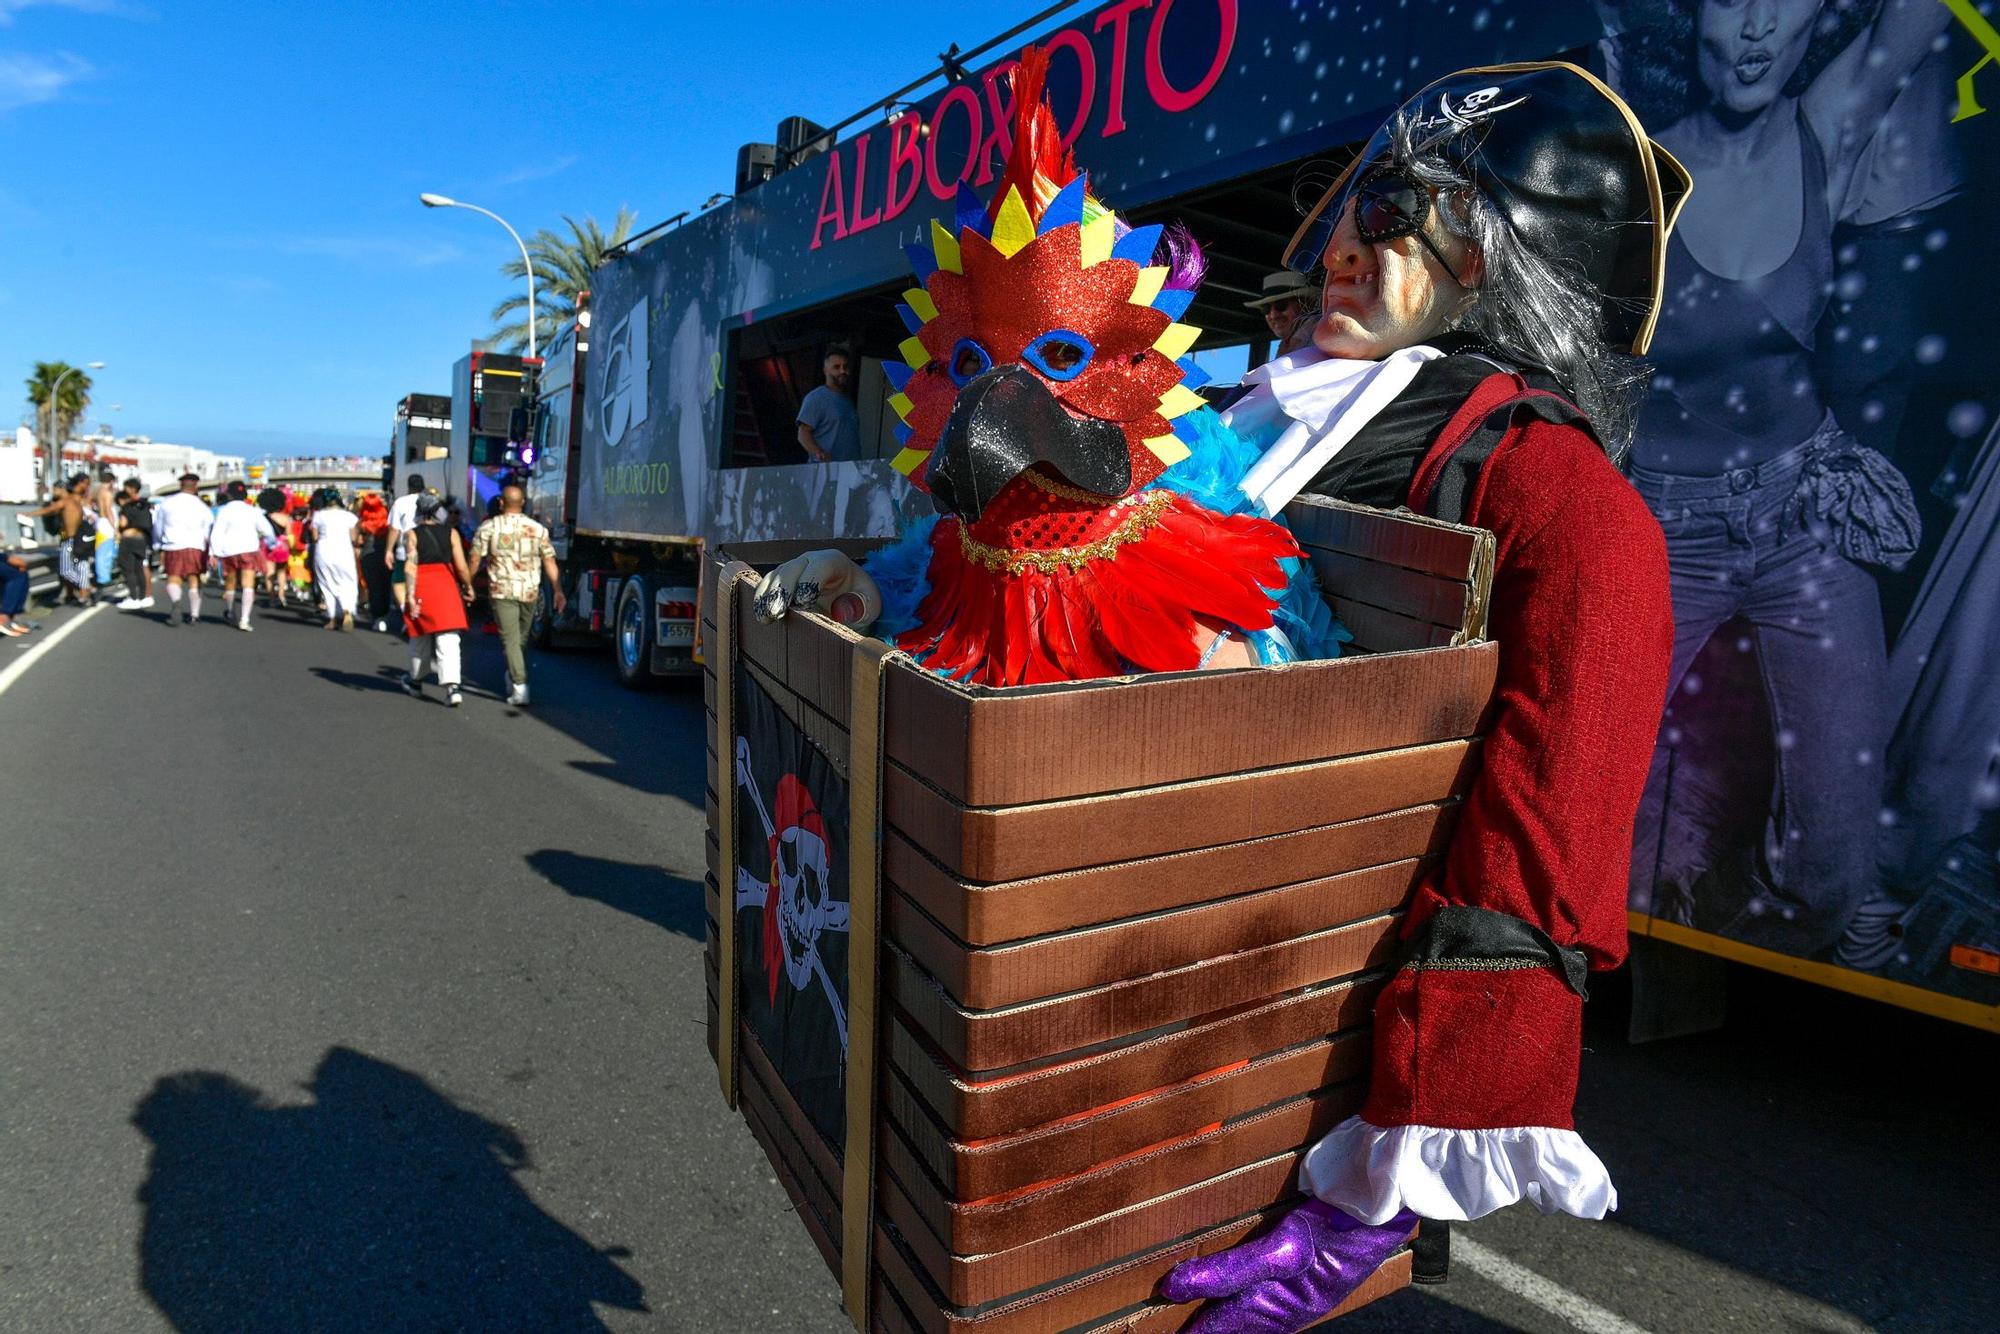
586, 0, 2000, 1021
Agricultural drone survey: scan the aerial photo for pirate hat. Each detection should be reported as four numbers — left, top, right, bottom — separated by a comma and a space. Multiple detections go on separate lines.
1283, 62, 1693, 356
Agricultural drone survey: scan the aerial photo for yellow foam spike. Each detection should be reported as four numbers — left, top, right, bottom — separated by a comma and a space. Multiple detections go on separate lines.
991, 187, 1036, 258
1129, 266, 1168, 307
899, 335, 931, 370
891, 447, 930, 476
1143, 434, 1192, 466
1153, 322, 1200, 361
929, 219, 962, 274
1158, 384, 1204, 420
903, 288, 938, 323
887, 392, 914, 422
1079, 212, 1116, 267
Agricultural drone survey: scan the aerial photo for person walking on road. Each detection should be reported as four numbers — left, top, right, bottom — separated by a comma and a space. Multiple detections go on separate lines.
469, 483, 565, 706
356, 491, 393, 629
114, 478, 155, 609
308, 489, 362, 631
402, 493, 473, 707
92, 467, 120, 591
0, 553, 32, 637
208, 480, 277, 633
152, 472, 213, 625
385, 474, 426, 629
27, 476, 99, 607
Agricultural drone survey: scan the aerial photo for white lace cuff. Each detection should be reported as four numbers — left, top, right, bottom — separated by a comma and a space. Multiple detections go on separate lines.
1298, 1115, 1617, 1224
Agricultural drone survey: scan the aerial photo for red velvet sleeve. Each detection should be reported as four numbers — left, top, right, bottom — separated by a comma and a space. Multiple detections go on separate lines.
1360, 420, 1674, 1131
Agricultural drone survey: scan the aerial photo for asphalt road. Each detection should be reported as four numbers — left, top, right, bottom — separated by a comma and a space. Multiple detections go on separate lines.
1, 596, 1992, 1332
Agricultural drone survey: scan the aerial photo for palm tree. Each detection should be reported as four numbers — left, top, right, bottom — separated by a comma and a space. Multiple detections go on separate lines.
491, 208, 639, 354
26, 360, 93, 468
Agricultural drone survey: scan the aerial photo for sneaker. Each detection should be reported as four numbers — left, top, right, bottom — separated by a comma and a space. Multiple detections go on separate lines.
507, 682, 530, 706
235, 621, 253, 633
136, 596, 154, 608
373, 619, 388, 633
446, 687, 463, 708
399, 672, 423, 698
115, 597, 143, 610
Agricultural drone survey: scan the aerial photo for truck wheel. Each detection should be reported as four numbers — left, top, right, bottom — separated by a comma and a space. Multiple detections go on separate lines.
613, 573, 654, 689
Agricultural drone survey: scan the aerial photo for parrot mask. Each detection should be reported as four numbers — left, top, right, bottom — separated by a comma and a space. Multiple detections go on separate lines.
887, 50, 1210, 543
873, 47, 1302, 687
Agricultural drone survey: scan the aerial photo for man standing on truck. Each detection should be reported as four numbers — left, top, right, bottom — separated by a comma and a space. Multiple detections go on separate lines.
468, 483, 564, 706
795, 345, 859, 463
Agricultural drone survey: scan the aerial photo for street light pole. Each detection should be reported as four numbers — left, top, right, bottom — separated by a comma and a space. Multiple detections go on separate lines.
44, 360, 105, 487
419, 193, 537, 360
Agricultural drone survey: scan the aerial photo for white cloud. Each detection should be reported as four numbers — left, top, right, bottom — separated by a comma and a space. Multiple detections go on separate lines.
0, 1, 142, 25
266, 235, 466, 268
0, 50, 93, 112
490, 153, 578, 189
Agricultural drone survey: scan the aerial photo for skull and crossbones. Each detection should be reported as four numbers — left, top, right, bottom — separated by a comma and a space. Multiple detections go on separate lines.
734, 735, 850, 1055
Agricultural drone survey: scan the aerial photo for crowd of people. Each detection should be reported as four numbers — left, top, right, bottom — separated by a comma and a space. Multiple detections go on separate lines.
9, 469, 565, 708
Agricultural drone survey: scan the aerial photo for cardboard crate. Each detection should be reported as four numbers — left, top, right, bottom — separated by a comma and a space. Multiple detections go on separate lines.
703, 495, 1496, 1332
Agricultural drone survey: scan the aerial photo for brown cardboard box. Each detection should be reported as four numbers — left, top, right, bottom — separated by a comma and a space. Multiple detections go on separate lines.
704, 496, 1495, 1332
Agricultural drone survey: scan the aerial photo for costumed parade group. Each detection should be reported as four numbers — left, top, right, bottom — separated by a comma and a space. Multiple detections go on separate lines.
756, 50, 1693, 1333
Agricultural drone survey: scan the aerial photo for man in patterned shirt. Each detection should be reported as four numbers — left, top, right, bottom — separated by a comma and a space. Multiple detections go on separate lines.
469, 483, 565, 706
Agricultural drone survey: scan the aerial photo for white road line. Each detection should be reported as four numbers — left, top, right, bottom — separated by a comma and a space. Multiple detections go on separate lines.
0, 603, 107, 698
1453, 1235, 1655, 1334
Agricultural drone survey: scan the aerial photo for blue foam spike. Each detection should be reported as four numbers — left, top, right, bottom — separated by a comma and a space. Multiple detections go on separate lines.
1171, 415, 1201, 444
1112, 223, 1163, 266
893, 422, 914, 445
896, 302, 923, 335
883, 360, 913, 392
1038, 175, 1088, 234
1176, 358, 1212, 390
1151, 287, 1195, 320
955, 183, 990, 238
904, 243, 938, 281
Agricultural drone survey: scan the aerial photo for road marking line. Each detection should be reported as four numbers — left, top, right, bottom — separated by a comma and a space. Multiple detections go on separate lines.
1453, 1235, 1655, 1334
0, 603, 106, 698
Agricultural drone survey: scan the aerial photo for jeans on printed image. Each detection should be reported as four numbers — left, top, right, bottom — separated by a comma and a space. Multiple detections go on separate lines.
1627, 421, 1915, 957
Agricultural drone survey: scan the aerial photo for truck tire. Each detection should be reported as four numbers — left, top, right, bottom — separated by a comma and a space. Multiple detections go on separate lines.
613, 573, 654, 690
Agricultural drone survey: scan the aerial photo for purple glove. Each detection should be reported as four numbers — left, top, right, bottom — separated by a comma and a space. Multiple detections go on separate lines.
1160, 1199, 1415, 1333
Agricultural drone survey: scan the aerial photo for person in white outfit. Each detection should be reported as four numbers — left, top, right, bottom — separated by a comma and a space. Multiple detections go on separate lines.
207, 480, 277, 632
151, 472, 215, 626
307, 489, 363, 631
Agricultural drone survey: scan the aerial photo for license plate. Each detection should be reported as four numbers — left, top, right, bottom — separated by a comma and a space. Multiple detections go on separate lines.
660, 622, 696, 644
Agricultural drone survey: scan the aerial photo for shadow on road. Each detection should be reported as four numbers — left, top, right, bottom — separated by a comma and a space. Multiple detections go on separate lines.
1575, 966, 1998, 1331
527, 848, 705, 939
132, 1046, 646, 1332
308, 665, 408, 694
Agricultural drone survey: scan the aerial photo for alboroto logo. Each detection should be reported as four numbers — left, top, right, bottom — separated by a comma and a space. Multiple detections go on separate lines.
598, 297, 650, 447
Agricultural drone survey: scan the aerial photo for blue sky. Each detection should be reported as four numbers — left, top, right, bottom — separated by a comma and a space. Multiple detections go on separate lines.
0, 0, 1060, 459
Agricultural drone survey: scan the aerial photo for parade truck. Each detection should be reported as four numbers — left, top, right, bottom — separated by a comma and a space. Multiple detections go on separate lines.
442, 349, 540, 518
518, 296, 706, 686
391, 392, 451, 473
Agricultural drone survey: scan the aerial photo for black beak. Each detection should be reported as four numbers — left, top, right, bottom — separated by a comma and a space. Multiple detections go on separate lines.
924, 366, 1131, 523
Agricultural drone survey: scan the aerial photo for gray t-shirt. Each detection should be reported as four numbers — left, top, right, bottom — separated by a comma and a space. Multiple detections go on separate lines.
796, 385, 860, 463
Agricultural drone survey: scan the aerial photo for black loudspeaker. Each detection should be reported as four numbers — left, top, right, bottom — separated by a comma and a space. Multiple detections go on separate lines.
738, 142, 778, 193
776, 116, 829, 169
477, 386, 523, 437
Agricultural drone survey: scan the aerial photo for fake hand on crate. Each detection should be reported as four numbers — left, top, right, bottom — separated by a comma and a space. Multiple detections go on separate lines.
1160, 1199, 1415, 1334
751, 550, 882, 628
